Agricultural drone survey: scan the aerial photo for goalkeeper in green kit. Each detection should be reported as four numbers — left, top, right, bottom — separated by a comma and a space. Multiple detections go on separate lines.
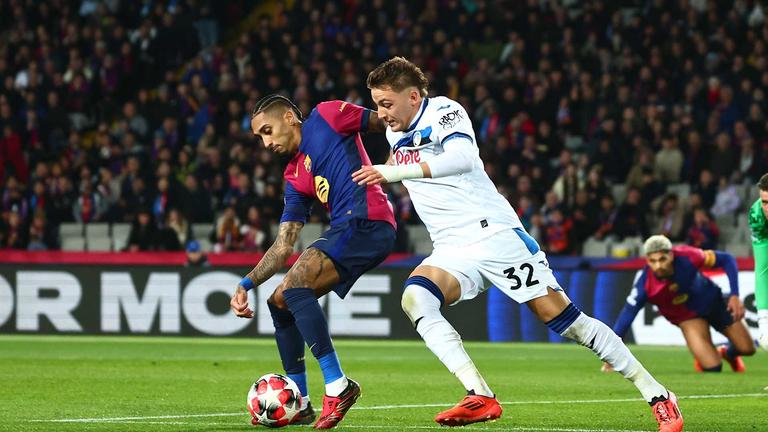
749, 173, 768, 350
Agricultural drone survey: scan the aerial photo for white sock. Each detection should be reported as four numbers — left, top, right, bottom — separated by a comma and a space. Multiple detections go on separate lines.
325, 376, 348, 397
758, 310, 768, 329
561, 312, 667, 402
758, 310, 768, 349
301, 396, 310, 408
402, 285, 494, 397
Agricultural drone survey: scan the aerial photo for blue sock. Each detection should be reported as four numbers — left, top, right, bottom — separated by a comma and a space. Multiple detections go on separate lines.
268, 302, 309, 398
283, 288, 344, 385
725, 343, 739, 360
317, 351, 344, 384
288, 372, 308, 400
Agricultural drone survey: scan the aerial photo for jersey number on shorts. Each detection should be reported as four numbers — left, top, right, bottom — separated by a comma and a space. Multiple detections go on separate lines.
503, 263, 540, 290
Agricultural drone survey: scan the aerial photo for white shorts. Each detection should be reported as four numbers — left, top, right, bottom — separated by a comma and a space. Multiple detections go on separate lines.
420, 228, 562, 305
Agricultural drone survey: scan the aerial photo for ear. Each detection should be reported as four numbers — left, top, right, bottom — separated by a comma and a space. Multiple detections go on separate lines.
409, 88, 420, 105
283, 109, 295, 125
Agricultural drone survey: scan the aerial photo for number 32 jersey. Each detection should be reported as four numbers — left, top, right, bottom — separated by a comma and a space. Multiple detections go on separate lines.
385, 96, 522, 247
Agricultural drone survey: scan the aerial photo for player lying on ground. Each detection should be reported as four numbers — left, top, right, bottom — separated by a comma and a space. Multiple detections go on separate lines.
608, 235, 755, 373
352, 56, 683, 432
230, 95, 396, 429
749, 173, 768, 350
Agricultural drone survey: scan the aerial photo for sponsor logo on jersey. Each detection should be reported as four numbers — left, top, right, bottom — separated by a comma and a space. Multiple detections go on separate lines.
439, 109, 464, 129
395, 149, 421, 165
437, 104, 451, 111
672, 293, 689, 305
314, 176, 330, 203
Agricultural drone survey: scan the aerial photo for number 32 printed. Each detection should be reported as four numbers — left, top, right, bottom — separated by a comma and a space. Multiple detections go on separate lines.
503, 263, 539, 290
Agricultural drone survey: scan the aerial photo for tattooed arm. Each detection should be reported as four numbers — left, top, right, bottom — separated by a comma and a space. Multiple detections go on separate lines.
231, 221, 303, 318
245, 221, 303, 285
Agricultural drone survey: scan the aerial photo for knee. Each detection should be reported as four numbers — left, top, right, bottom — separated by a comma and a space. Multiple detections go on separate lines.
268, 283, 289, 310
401, 282, 442, 326
400, 286, 419, 319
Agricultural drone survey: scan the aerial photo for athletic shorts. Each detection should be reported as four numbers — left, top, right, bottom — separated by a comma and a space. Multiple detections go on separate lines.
420, 227, 563, 305
701, 294, 735, 333
310, 218, 396, 298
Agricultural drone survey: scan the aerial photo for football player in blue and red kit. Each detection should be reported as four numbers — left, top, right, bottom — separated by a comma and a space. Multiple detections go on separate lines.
609, 235, 756, 373
230, 95, 396, 429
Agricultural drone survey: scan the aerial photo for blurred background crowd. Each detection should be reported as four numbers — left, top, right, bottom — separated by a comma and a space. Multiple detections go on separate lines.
0, 0, 765, 256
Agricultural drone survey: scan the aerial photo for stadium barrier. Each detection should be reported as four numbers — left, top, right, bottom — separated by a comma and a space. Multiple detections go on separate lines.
0, 259, 486, 340
0, 253, 760, 345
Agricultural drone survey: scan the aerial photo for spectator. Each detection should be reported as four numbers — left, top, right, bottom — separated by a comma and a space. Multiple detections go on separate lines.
544, 208, 573, 255
692, 169, 718, 210
710, 133, 738, 181
27, 211, 56, 250
213, 206, 241, 252
2, 210, 27, 249
639, 167, 665, 210
125, 208, 157, 251
614, 188, 648, 240
594, 195, 618, 241
625, 147, 655, 190
152, 177, 173, 225
654, 194, 685, 242
185, 239, 210, 267
710, 176, 742, 218
179, 174, 213, 223
161, 208, 190, 251
0, 0, 765, 255
655, 136, 684, 184
571, 189, 598, 246
686, 208, 720, 250
72, 180, 105, 223
240, 206, 267, 252
552, 164, 582, 209
584, 166, 610, 208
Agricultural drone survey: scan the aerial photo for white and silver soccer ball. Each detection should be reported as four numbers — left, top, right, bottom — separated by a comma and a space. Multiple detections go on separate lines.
247, 373, 302, 427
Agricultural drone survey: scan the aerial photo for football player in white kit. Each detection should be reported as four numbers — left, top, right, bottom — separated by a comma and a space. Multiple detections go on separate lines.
352, 57, 683, 432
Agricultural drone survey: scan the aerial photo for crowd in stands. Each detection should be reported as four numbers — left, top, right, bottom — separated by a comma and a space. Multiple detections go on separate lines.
0, 0, 766, 256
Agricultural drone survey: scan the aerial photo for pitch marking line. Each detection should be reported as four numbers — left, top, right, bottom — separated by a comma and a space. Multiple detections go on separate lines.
45, 422, 649, 432
30, 392, 768, 424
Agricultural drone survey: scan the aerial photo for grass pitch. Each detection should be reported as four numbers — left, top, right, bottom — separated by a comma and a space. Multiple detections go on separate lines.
0, 335, 766, 431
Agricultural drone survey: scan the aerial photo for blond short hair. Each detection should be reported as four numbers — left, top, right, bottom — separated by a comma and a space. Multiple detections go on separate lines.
643, 235, 672, 256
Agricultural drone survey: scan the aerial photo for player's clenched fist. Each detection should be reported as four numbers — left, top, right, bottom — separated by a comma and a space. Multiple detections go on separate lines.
231, 285, 254, 318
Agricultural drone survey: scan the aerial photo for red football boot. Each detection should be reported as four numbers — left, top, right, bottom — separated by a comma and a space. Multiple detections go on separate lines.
314, 379, 361, 429
434, 394, 503, 427
718, 346, 746, 372
692, 358, 703, 372
651, 391, 684, 432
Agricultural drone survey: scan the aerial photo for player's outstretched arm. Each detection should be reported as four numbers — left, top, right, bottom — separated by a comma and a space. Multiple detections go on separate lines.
230, 221, 303, 318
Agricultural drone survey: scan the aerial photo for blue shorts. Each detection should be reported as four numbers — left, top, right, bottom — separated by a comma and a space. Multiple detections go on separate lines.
702, 294, 735, 333
310, 219, 396, 298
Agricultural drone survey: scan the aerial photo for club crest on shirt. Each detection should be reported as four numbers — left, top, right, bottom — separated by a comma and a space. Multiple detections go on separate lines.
668, 283, 679, 293
304, 155, 312, 172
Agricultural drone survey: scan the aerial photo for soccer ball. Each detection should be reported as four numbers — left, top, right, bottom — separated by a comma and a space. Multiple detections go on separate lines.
247, 373, 302, 427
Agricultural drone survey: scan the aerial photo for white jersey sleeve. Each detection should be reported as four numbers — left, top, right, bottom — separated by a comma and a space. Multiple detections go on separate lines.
386, 96, 524, 247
